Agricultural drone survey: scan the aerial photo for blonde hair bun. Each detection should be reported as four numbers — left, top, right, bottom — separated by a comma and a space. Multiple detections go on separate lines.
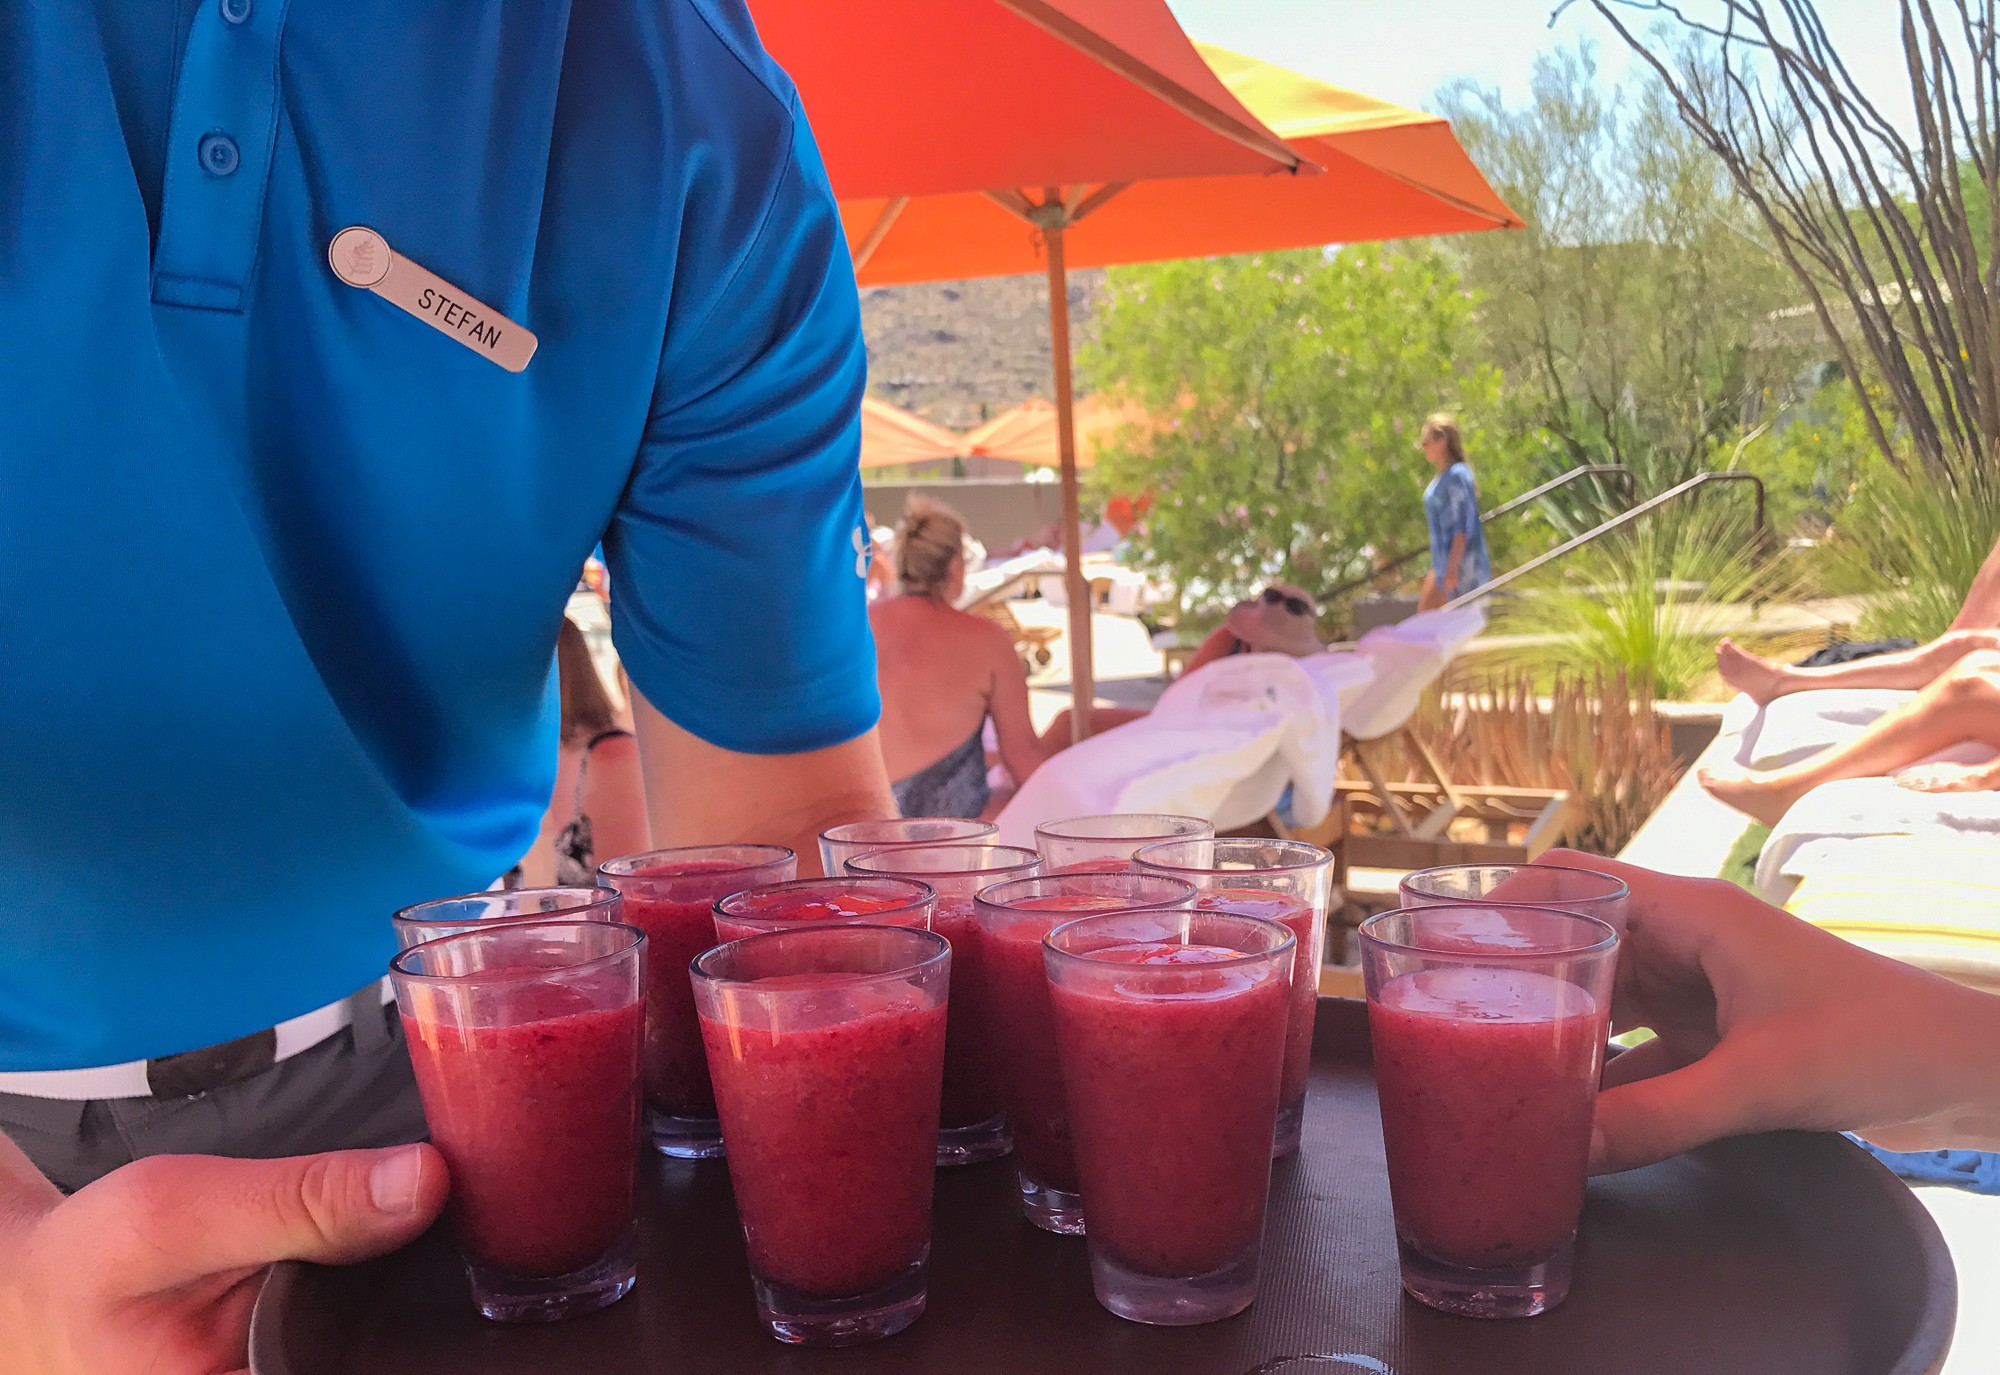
895, 495, 967, 600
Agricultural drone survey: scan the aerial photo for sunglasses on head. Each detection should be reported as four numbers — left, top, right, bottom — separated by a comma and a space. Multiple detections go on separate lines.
1262, 588, 1314, 617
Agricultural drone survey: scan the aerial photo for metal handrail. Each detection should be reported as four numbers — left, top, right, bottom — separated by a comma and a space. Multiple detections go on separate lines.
1440, 470, 1768, 613
1321, 464, 1635, 602
1481, 464, 1637, 523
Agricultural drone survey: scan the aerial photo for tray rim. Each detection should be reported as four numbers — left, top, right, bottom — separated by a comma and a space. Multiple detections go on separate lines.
248, 996, 1960, 1375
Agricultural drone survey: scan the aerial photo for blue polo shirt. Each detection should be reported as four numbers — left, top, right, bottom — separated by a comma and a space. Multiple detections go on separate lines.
0, 1, 879, 1070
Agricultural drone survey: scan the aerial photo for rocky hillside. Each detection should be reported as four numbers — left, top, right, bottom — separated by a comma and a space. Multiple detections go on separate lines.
860, 269, 1107, 430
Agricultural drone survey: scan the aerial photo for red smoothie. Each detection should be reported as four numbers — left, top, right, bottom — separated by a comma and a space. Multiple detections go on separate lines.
1195, 890, 1319, 1111
1050, 944, 1289, 1276
713, 887, 926, 943
701, 977, 946, 1297
980, 894, 1135, 1191
403, 983, 642, 1277
1369, 966, 1604, 1268
617, 859, 749, 1118
931, 897, 1000, 1129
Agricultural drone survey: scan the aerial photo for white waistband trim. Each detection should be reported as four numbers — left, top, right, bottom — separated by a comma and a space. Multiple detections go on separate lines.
0, 979, 395, 1101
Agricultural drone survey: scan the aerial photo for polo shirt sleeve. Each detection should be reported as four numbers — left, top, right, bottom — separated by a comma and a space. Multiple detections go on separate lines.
604, 98, 879, 756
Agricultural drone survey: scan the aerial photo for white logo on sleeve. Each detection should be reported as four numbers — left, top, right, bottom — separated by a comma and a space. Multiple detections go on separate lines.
852, 524, 871, 578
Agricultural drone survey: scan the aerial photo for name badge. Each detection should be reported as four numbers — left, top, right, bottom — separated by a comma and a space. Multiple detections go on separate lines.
327, 226, 537, 373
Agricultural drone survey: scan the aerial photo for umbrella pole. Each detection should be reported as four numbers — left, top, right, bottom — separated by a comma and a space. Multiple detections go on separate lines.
1042, 218, 1095, 744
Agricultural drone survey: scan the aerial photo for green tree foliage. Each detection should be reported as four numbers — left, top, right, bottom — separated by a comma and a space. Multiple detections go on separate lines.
1713, 373, 1880, 539
1436, 45, 1808, 525
1082, 246, 1538, 612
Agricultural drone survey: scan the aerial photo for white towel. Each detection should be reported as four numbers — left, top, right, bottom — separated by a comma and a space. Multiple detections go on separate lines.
1756, 764, 2000, 898
1738, 689, 1914, 768
1341, 606, 1485, 742
994, 652, 1367, 844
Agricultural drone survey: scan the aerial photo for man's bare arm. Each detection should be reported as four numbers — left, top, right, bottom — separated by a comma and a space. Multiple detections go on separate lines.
631, 689, 896, 876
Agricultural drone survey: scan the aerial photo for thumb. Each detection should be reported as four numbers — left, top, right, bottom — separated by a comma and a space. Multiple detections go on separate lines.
1589, 1045, 1771, 1176
69, 1145, 448, 1295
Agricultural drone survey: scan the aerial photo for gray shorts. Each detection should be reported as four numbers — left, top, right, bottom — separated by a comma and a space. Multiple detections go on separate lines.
0, 989, 427, 1193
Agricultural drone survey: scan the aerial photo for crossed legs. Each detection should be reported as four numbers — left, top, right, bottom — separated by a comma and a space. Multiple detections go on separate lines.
1701, 649, 2000, 825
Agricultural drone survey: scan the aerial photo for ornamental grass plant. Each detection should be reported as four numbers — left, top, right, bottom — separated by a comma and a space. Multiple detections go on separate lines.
1387, 669, 1682, 856
1826, 461, 2000, 644
1490, 500, 1783, 701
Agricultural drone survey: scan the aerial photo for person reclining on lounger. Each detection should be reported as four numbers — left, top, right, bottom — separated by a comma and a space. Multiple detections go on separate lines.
1181, 583, 1327, 673
1700, 532, 2000, 824
1702, 640, 2000, 828
1714, 531, 2000, 705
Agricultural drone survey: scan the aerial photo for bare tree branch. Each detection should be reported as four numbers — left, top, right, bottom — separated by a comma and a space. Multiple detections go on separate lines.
1590, 0, 2000, 477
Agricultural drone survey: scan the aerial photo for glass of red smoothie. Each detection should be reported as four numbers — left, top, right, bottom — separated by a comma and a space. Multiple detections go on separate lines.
845, 843, 1044, 1166
390, 919, 646, 1324
1400, 864, 1630, 937
1359, 903, 1619, 1319
713, 875, 935, 942
597, 844, 796, 1159
1134, 837, 1334, 1158
692, 924, 951, 1346
818, 816, 997, 875
392, 886, 623, 947
971, 871, 1197, 1234
1045, 908, 1295, 1325
1033, 813, 1214, 874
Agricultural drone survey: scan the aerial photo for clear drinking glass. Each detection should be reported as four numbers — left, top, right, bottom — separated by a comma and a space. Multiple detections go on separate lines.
845, 844, 1044, 1165
1358, 904, 1619, 1319
692, 925, 951, 1346
1134, 837, 1334, 1158
1045, 909, 1295, 1325
1399, 863, 1630, 936
392, 886, 623, 948
390, 919, 646, 1323
1033, 813, 1215, 873
818, 817, 998, 876
712, 876, 935, 942
597, 844, 796, 1159
971, 871, 1197, 1234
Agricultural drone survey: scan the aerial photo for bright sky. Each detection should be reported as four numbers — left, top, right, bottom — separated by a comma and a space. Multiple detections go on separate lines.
1166, 0, 1924, 134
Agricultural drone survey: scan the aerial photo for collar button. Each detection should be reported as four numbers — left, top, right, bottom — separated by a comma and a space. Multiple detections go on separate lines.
198, 133, 241, 177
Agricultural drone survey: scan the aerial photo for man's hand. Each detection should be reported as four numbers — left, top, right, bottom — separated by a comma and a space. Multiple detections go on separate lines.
1536, 850, 2000, 1174
0, 1135, 446, 1375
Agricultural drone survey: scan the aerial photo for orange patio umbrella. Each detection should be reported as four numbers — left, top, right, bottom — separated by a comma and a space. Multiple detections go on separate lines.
859, 397, 966, 471
750, 0, 1311, 741
819, 37, 1519, 738
842, 43, 1522, 284
962, 395, 1153, 470
751, 0, 1306, 198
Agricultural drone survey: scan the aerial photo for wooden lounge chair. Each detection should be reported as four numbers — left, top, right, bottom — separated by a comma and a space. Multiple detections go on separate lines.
975, 599, 1062, 672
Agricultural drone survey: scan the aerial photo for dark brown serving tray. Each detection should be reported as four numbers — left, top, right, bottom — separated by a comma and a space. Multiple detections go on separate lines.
251, 998, 1955, 1375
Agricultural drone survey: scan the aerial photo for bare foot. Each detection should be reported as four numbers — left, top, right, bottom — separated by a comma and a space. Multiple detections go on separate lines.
1896, 762, 2000, 794
1715, 638, 1793, 706
1698, 764, 1801, 827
